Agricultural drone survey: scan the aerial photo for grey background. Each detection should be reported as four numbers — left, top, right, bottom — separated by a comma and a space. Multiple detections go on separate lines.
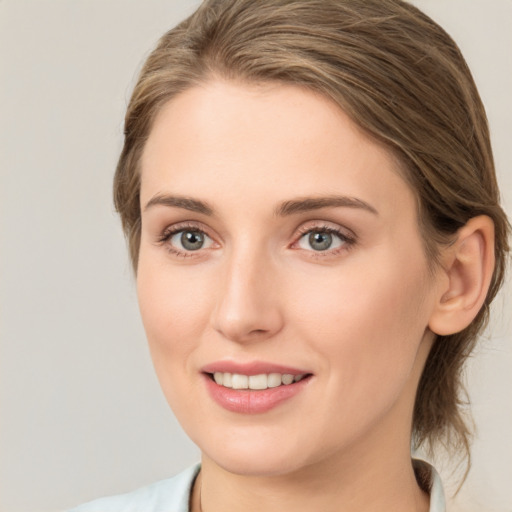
0, 1, 510, 511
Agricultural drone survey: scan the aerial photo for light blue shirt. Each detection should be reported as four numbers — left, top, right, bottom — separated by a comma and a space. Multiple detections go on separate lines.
69, 460, 445, 512
69, 465, 199, 512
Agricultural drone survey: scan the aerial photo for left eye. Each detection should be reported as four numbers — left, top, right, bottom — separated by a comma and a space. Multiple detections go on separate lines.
297, 230, 345, 252
170, 230, 214, 251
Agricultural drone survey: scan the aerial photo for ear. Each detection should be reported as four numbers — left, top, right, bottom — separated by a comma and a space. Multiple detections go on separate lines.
428, 215, 495, 336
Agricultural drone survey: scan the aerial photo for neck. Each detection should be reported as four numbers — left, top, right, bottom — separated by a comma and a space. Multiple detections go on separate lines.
191, 333, 435, 512
193, 434, 430, 512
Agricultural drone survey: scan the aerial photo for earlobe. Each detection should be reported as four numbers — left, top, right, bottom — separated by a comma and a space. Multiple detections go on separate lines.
428, 215, 495, 336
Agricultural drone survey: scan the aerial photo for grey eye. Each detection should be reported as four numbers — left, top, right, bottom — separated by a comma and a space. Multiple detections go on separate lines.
170, 230, 213, 251
308, 232, 332, 251
298, 231, 344, 252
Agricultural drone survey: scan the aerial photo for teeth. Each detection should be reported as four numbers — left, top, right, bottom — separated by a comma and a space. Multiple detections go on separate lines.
223, 372, 233, 388
267, 373, 282, 388
249, 374, 267, 390
282, 374, 294, 385
232, 374, 249, 389
211, 372, 307, 390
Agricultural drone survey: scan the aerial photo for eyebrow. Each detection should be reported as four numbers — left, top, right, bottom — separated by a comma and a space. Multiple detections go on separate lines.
143, 193, 378, 217
144, 194, 214, 215
275, 195, 379, 216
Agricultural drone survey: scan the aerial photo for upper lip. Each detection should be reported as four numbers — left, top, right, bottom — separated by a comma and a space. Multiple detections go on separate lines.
201, 360, 311, 376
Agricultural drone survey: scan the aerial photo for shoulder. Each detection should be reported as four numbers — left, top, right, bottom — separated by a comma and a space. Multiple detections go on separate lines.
68, 464, 200, 512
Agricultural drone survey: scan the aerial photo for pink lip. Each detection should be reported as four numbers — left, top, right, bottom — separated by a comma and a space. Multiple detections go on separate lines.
201, 360, 309, 376
201, 361, 312, 414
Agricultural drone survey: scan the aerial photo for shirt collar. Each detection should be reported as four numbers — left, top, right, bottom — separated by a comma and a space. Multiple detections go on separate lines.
413, 458, 446, 512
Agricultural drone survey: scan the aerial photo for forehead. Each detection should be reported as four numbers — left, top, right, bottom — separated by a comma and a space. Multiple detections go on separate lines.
140, 79, 416, 222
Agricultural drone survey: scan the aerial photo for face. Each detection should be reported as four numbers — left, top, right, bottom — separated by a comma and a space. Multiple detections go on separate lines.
137, 81, 440, 477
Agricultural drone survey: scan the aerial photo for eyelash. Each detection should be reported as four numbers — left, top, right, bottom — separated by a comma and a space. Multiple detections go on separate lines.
156, 222, 356, 258
293, 224, 356, 257
157, 222, 214, 258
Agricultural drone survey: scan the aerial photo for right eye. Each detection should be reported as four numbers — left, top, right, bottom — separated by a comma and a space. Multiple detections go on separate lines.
168, 229, 214, 252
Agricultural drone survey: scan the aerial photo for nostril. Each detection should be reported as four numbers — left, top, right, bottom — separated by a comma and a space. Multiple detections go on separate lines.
249, 329, 268, 336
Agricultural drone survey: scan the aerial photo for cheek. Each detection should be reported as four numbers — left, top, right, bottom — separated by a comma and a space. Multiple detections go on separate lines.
138, 254, 211, 334
136, 258, 213, 387
289, 252, 431, 403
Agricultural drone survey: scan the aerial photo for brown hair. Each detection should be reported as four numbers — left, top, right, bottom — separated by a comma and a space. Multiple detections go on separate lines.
114, 0, 509, 463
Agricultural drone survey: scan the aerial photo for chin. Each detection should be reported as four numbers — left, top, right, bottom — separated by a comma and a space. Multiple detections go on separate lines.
208, 448, 307, 477
194, 425, 314, 477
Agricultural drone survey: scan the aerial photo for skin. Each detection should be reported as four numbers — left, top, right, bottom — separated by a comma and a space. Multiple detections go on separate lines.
136, 80, 446, 512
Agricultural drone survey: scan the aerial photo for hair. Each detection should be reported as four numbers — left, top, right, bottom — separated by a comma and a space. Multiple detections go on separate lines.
114, 0, 509, 466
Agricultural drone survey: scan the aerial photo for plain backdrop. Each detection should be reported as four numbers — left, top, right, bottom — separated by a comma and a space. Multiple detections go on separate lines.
0, 1, 510, 511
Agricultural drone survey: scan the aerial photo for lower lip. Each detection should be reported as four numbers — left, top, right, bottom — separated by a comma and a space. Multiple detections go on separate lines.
203, 374, 311, 414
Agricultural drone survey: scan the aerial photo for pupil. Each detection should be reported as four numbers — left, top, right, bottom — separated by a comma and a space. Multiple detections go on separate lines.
181, 231, 204, 250
309, 232, 332, 251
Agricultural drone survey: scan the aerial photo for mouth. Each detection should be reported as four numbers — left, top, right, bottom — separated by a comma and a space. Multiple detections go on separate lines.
201, 362, 313, 414
206, 371, 310, 390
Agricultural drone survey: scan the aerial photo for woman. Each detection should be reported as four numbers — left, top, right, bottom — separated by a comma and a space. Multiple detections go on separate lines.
71, 0, 509, 511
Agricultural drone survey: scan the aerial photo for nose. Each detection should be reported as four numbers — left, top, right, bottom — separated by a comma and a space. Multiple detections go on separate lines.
211, 247, 284, 343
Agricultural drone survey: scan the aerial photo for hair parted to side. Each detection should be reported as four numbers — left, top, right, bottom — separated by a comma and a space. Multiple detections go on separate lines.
114, 0, 510, 465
